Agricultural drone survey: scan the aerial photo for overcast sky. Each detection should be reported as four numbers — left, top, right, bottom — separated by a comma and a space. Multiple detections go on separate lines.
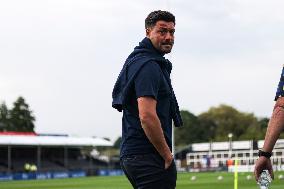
1, 0, 284, 142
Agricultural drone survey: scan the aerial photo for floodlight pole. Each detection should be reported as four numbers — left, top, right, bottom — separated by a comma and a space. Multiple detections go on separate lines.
7, 145, 11, 173
37, 146, 41, 171
228, 133, 233, 158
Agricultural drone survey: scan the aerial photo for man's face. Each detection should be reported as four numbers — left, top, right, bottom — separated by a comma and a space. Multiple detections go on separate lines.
146, 20, 175, 54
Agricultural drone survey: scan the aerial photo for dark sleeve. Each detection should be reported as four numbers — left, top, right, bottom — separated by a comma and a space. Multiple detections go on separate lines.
134, 62, 162, 100
275, 66, 284, 101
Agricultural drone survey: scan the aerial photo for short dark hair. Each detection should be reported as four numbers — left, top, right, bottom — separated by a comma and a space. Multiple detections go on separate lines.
145, 10, 175, 29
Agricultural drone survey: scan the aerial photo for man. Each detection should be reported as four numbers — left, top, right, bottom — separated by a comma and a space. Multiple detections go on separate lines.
112, 10, 182, 188
254, 66, 284, 181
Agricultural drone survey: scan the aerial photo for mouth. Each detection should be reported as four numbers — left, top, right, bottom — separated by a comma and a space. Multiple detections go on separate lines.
162, 44, 173, 48
162, 41, 174, 46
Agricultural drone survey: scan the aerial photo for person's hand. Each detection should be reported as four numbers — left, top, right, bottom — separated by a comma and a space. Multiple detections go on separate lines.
254, 156, 274, 181
164, 155, 174, 169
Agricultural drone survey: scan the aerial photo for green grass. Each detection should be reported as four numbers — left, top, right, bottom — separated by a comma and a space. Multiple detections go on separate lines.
1, 171, 283, 189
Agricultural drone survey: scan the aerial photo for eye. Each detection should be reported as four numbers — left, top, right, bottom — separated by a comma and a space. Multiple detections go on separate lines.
158, 29, 175, 36
159, 30, 167, 35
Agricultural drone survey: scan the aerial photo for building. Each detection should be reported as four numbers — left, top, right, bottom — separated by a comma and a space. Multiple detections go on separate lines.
179, 139, 284, 172
0, 132, 119, 181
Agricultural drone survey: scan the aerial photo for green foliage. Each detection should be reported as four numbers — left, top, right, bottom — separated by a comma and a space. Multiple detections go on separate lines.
0, 102, 10, 131
0, 97, 35, 132
198, 104, 262, 141
175, 104, 269, 145
174, 111, 203, 145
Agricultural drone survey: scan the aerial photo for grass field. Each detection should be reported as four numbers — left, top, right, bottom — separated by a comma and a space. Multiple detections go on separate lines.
1, 171, 283, 189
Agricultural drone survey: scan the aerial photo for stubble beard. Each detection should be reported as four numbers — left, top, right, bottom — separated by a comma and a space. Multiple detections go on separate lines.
161, 44, 173, 54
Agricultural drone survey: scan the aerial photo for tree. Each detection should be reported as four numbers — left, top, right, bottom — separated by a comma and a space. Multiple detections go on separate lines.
257, 117, 284, 139
237, 113, 263, 140
198, 104, 264, 141
258, 117, 269, 130
198, 113, 217, 141
0, 102, 10, 131
9, 97, 35, 132
174, 110, 204, 146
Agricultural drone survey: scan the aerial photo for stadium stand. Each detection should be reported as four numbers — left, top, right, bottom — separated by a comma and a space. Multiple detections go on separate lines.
0, 132, 114, 179
181, 139, 284, 172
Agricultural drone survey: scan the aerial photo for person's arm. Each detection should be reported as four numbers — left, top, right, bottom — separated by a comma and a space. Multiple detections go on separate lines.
137, 96, 173, 169
254, 97, 284, 181
262, 97, 284, 152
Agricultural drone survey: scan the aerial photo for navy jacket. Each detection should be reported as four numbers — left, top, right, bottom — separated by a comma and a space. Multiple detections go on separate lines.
112, 37, 183, 127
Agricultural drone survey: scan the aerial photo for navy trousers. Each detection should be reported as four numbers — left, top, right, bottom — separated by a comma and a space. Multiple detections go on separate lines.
120, 153, 177, 189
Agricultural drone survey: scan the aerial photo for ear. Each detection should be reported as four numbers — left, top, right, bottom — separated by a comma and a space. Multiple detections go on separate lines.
146, 28, 151, 37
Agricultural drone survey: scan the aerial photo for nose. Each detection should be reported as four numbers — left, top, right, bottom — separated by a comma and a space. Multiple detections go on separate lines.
165, 31, 174, 41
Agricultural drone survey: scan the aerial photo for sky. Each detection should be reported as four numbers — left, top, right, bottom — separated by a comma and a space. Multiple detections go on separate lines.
1, 0, 284, 142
